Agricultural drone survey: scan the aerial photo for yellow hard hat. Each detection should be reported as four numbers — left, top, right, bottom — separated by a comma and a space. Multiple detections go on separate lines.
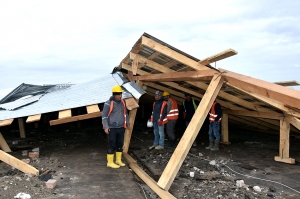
162, 91, 170, 97
112, 85, 123, 93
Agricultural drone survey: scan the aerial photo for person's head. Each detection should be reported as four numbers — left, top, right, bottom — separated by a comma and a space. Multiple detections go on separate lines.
155, 90, 162, 100
185, 93, 191, 101
112, 85, 123, 101
162, 91, 170, 100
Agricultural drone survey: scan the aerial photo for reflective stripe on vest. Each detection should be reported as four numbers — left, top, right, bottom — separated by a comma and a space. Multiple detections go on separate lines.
166, 98, 178, 120
150, 101, 168, 124
108, 99, 127, 128
209, 102, 221, 123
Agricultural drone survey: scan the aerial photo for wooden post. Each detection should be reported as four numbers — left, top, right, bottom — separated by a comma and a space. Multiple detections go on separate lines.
274, 118, 295, 164
157, 74, 224, 190
221, 113, 230, 144
18, 118, 26, 138
0, 133, 12, 152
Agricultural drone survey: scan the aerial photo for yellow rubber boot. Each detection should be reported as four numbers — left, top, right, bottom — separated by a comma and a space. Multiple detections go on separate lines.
107, 154, 120, 169
115, 152, 126, 167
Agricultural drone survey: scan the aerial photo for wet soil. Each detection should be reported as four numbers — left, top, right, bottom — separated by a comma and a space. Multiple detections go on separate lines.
0, 118, 299, 199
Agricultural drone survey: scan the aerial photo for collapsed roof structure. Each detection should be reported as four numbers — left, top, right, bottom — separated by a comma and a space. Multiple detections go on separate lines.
0, 33, 299, 198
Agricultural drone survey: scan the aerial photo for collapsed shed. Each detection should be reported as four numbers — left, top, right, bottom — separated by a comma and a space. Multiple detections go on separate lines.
0, 33, 299, 198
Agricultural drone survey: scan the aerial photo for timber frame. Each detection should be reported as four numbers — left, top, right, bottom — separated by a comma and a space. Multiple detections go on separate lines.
118, 33, 300, 197
0, 33, 299, 198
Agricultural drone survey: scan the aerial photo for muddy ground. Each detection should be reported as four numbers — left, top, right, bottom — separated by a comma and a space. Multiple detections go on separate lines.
0, 117, 299, 199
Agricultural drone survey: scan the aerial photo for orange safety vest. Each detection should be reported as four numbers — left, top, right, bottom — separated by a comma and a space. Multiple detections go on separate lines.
150, 101, 168, 124
166, 98, 179, 120
209, 102, 221, 123
108, 99, 127, 128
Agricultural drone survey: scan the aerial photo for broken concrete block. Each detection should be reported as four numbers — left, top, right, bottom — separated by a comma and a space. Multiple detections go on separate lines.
28, 152, 39, 159
45, 179, 57, 189
253, 186, 261, 192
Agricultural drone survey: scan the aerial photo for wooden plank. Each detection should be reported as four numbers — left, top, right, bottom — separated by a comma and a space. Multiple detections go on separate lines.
227, 83, 300, 118
157, 74, 224, 190
123, 152, 137, 164
26, 114, 41, 123
132, 70, 216, 82
0, 133, 11, 152
50, 112, 102, 126
141, 36, 208, 71
124, 97, 139, 110
199, 48, 237, 64
128, 160, 176, 199
223, 110, 283, 119
132, 54, 139, 75
18, 118, 26, 138
123, 81, 143, 153
221, 114, 230, 144
219, 68, 300, 110
286, 116, 300, 131
0, 150, 39, 175
127, 71, 133, 81
86, 104, 100, 113
59, 109, 72, 119
0, 119, 14, 127
274, 118, 295, 164
274, 80, 300, 87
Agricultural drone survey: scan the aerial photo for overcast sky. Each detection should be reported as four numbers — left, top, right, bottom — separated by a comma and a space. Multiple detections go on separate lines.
0, 0, 300, 99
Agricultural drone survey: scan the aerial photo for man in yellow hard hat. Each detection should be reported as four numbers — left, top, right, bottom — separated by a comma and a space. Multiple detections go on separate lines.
102, 85, 130, 168
162, 91, 178, 148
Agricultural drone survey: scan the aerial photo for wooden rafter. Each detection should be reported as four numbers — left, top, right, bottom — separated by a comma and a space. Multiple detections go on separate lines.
223, 110, 283, 120
157, 74, 224, 190
219, 68, 300, 110
50, 112, 102, 126
26, 114, 41, 123
199, 48, 238, 65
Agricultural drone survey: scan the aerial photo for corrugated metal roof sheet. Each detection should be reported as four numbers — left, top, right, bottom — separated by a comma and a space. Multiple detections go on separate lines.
0, 73, 145, 121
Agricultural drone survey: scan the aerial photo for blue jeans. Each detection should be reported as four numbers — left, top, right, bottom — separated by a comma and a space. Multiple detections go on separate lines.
208, 122, 220, 141
153, 121, 165, 146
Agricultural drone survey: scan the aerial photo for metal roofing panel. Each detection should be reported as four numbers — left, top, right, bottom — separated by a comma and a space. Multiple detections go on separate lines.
0, 74, 145, 121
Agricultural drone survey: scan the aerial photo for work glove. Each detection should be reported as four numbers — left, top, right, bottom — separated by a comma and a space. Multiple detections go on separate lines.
183, 112, 187, 118
158, 120, 163, 126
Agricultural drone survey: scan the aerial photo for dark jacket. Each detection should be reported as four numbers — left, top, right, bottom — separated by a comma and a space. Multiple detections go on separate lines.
153, 97, 167, 121
183, 98, 199, 122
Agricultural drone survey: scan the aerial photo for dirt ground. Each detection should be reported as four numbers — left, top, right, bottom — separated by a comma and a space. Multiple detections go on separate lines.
0, 118, 299, 199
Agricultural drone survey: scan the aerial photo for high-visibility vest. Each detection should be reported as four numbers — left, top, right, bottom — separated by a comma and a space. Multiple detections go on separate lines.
108, 99, 127, 128
150, 101, 168, 124
167, 98, 178, 120
209, 102, 221, 123
183, 99, 198, 112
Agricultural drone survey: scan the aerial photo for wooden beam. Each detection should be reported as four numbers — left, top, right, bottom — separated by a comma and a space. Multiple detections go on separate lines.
223, 110, 283, 119
123, 81, 142, 153
157, 74, 224, 190
274, 118, 295, 164
274, 80, 300, 87
59, 109, 72, 118
50, 112, 102, 126
141, 36, 208, 71
18, 118, 26, 138
26, 114, 41, 123
220, 68, 300, 110
199, 48, 238, 65
0, 119, 14, 127
286, 116, 300, 131
124, 153, 176, 199
0, 133, 11, 152
124, 97, 139, 110
132, 70, 216, 82
86, 104, 100, 113
0, 150, 39, 175
227, 83, 300, 118
221, 114, 230, 144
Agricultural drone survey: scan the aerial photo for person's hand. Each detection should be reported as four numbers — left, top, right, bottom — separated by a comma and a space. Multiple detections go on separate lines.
158, 120, 163, 126
183, 112, 187, 118
104, 128, 110, 134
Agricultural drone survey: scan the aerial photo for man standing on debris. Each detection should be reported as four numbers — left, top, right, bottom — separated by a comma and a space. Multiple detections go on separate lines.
205, 101, 222, 151
162, 91, 178, 148
148, 91, 168, 150
102, 85, 130, 169
182, 93, 199, 146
